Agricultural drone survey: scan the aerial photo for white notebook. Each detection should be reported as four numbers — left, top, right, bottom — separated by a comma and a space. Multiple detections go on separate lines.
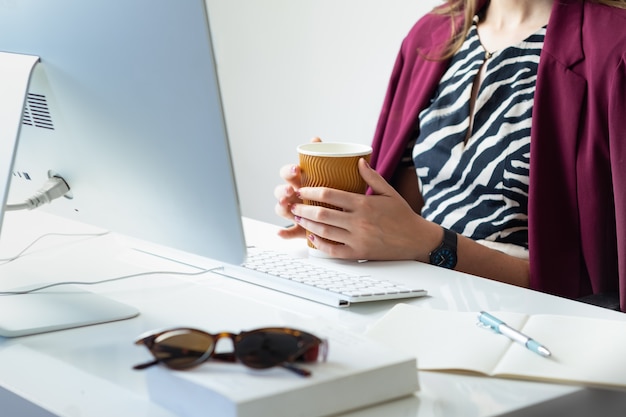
144, 324, 419, 417
366, 303, 626, 389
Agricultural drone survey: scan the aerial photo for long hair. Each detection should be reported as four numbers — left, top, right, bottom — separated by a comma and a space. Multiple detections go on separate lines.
432, 0, 626, 60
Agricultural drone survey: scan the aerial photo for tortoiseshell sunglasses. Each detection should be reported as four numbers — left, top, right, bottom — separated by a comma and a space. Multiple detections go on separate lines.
133, 327, 328, 377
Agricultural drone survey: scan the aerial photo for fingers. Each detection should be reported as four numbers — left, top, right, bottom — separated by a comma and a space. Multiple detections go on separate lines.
304, 233, 349, 259
292, 208, 351, 257
275, 163, 305, 237
275, 164, 301, 220
292, 200, 350, 229
277, 223, 307, 240
274, 136, 322, 241
274, 189, 307, 240
273, 181, 297, 202
293, 159, 392, 212
358, 158, 395, 196
274, 184, 295, 214
295, 186, 360, 214
290, 191, 353, 252
274, 184, 306, 235
279, 164, 301, 188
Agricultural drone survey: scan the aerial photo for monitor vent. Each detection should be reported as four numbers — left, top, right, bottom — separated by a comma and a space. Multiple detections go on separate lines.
22, 93, 55, 130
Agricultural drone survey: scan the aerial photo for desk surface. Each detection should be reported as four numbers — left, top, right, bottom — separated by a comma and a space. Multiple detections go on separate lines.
0, 211, 625, 417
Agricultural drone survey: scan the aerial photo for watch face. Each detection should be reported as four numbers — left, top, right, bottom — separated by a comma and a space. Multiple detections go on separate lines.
430, 248, 457, 269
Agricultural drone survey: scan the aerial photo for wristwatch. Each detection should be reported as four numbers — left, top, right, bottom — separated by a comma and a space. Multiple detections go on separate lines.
429, 227, 458, 269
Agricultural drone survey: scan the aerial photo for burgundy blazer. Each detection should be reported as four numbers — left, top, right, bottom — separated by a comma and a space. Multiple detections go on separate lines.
370, 0, 626, 311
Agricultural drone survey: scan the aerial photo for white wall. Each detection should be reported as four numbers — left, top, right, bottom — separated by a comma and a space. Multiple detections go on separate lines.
206, 0, 440, 225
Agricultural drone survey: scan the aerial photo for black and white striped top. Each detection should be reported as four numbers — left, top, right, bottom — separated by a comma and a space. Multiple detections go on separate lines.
411, 21, 546, 257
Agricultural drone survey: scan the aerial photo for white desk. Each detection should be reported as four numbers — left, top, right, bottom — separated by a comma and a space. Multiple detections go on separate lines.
0, 210, 625, 417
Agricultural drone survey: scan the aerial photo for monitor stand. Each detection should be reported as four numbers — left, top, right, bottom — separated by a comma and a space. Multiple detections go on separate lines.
0, 285, 139, 337
0, 51, 139, 338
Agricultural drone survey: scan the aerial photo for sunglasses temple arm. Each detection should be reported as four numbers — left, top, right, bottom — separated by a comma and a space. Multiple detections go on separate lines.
281, 362, 312, 377
132, 358, 161, 370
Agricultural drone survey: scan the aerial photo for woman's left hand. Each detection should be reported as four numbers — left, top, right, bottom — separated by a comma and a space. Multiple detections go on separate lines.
290, 159, 440, 261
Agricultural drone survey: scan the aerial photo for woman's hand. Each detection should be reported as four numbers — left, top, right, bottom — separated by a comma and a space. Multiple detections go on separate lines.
290, 158, 441, 261
285, 157, 531, 287
273, 137, 321, 239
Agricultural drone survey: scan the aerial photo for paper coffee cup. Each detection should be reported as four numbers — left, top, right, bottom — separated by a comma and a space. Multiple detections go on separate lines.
297, 142, 372, 254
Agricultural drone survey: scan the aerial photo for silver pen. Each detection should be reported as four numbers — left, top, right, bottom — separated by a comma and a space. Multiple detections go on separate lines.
478, 311, 551, 357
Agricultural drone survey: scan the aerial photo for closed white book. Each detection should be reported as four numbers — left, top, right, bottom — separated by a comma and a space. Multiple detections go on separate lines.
144, 325, 419, 417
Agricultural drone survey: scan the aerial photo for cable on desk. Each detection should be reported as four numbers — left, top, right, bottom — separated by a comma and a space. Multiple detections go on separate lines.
0, 231, 110, 265
0, 229, 224, 295
0, 267, 223, 296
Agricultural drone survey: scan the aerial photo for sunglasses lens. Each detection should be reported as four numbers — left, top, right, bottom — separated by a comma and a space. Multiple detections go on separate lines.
298, 342, 325, 363
151, 330, 215, 369
235, 330, 306, 369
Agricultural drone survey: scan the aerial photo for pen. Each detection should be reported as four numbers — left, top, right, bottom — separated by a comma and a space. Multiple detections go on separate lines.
478, 311, 551, 357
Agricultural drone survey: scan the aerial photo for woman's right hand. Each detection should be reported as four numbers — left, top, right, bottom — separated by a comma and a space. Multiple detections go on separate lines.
273, 137, 321, 239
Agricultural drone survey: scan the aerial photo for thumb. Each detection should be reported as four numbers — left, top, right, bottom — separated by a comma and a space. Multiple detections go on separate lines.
358, 158, 395, 196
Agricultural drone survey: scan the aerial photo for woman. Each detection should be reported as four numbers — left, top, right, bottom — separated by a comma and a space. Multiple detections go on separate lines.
274, 0, 626, 311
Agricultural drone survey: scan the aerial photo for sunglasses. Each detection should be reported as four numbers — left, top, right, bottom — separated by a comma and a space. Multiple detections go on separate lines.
133, 327, 328, 377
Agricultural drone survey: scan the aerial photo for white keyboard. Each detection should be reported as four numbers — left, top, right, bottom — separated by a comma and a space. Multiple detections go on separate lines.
219, 248, 427, 308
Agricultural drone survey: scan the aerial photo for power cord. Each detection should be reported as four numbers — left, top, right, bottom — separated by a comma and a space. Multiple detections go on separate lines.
0, 230, 223, 295
0, 267, 221, 296
0, 231, 110, 265
5, 176, 70, 211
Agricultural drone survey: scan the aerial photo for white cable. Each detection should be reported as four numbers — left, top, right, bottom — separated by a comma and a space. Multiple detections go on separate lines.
0, 230, 220, 294
5, 176, 70, 211
0, 267, 220, 295
0, 231, 110, 265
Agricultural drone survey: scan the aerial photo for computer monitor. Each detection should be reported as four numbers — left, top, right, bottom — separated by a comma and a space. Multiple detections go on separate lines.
0, 0, 247, 336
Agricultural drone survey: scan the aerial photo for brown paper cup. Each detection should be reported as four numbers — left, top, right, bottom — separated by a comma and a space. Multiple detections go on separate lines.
297, 142, 372, 254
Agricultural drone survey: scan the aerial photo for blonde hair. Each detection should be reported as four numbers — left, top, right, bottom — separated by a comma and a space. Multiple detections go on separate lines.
432, 0, 626, 59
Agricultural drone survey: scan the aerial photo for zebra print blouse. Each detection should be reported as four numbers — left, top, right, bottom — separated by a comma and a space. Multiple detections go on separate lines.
411, 20, 546, 257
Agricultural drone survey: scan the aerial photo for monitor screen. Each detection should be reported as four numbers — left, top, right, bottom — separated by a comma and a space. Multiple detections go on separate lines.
0, 0, 247, 336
